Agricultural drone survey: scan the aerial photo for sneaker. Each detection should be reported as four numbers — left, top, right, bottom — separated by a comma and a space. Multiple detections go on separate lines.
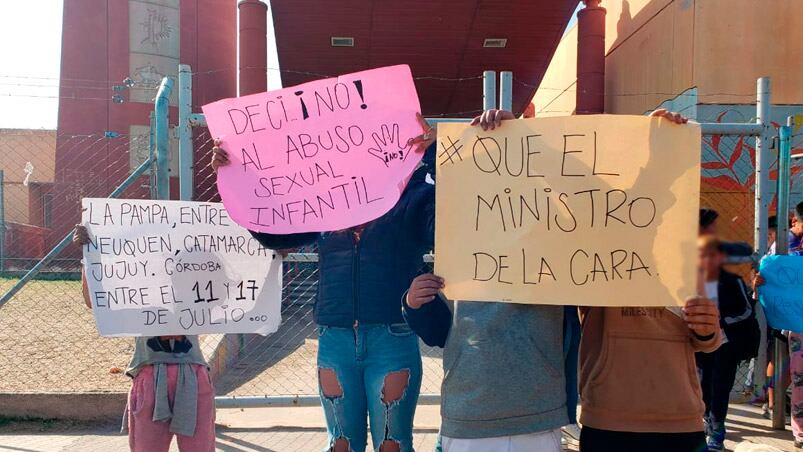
561, 423, 581, 441
762, 403, 772, 419
795, 438, 803, 449
706, 421, 726, 452
707, 441, 725, 452
703, 415, 713, 437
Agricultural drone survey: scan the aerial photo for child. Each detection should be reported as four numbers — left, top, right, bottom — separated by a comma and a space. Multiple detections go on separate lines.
578, 299, 721, 452
404, 109, 567, 452
211, 113, 435, 452
577, 109, 723, 452
754, 203, 803, 449
74, 225, 215, 452
696, 235, 760, 452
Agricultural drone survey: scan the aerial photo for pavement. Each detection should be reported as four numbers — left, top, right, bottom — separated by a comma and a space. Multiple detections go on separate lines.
0, 404, 794, 452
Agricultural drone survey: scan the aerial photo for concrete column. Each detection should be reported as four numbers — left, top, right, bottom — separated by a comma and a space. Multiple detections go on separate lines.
576, 0, 606, 114
238, 0, 268, 96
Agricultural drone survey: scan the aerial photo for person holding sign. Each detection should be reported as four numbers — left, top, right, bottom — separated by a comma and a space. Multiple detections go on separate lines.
577, 110, 723, 452
404, 109, 568, 452
406, 109, 720, 452
695, 235, 760, 452
73, 225, 216, 452
211, 115, 435, 452
754, 201, 803, 449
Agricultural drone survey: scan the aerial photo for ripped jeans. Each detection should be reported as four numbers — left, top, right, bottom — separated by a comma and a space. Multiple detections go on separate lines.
317, 323, 423, 452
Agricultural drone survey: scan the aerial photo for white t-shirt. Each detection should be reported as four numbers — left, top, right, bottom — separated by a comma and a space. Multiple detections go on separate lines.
704, 280, 728, 344
704, 281, 719, 308
441, 429, 562, 452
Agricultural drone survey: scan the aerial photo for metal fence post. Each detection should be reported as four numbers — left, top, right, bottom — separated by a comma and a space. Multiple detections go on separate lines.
154, 77, 174, 201
499, 71, 513, 112
483, 70, 497, 111
178, 64, 194, 201
771, 118, 792, 430
0, 170, 5, 273
148, 111, 157, 199
755, 77, 771, 256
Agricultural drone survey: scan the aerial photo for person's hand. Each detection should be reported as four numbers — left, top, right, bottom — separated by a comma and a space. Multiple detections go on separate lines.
470, 109, 516, 131
407, 113, 435, 152
406, 273, 444, 309
682, 296, 720, 337
649, 108, 688, 125
211, 139, 230, 172
752, 271, 765, 293
73, 224, 90, 246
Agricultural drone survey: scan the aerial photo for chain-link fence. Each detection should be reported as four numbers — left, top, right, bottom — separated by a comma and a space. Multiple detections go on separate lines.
2, 95, 796, 452
699, 125, 759, 400
697, 108, 803, 401
0, 126, 426, 402
0, 130, 153, 395
0, 119, 780, 396
184, 127, 446, 399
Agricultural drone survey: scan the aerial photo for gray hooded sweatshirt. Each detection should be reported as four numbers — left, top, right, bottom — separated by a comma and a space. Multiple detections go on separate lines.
404, 296, 567, 438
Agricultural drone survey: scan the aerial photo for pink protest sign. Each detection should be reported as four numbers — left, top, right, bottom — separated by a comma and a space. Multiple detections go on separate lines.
202, 65, 424, 234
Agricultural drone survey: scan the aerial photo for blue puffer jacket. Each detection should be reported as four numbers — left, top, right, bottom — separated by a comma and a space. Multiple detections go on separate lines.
250, 168, 435, 328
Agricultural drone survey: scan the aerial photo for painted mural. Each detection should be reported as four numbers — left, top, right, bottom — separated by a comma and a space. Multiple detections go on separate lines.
696, 105, 803, 245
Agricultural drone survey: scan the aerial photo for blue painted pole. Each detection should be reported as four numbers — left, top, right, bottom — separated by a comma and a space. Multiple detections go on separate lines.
0, 170, 4, 273
483, 71, 497, 111
178, 65, 194, 201
772, 119, 792, 430
154, 77, 174, 201
777, 122, 792, 254
148, 111, 157, 199
499, 71, 513, 112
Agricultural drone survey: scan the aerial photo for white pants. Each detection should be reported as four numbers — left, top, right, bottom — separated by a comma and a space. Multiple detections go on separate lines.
441, 429, 562, 452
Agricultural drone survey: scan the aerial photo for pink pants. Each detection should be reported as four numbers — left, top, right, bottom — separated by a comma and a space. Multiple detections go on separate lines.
128, 364, 216, 452
791, 333, 803, 440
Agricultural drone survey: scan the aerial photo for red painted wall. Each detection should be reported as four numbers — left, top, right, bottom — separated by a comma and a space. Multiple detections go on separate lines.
53, 0, 236, 253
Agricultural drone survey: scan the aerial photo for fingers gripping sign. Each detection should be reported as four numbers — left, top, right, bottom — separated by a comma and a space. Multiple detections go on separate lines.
649, 108, 689, 125
470, 109, 516, 131
407, 112, 435, 150
210, 138, 230, 172
682, 296, 720, 337
73, 224, 90, 246
406, 273, 445, 309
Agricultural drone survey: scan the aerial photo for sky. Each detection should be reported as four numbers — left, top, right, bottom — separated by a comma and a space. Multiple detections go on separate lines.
0, 0, 281, 130
0, 1, 576, 130
0, 1, 64, 129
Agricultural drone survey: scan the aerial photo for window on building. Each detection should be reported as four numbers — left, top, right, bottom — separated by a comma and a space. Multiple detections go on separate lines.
42, 193, 53, 228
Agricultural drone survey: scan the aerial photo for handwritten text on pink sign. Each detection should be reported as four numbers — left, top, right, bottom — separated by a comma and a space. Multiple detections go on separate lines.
202, 65, 424, 233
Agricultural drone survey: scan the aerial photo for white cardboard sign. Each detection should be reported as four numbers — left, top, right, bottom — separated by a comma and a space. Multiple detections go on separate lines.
81, 198, 282, 337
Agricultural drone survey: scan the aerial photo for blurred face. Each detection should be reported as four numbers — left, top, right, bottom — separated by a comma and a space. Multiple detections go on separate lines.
792, 216, 803, 237
698, 245, 723, 276
699, 222, 717, 236
768, 228, 777, 245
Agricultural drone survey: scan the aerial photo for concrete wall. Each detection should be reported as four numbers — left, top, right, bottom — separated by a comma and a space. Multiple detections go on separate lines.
530, 0, 803, 247
531, 26, 578, 117
532, 0, 803, 116
604, 0, 694, 114
693, 0, 803, 105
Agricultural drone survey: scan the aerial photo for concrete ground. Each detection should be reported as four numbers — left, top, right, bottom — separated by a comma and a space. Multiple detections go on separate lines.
0, 403, 794, 452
